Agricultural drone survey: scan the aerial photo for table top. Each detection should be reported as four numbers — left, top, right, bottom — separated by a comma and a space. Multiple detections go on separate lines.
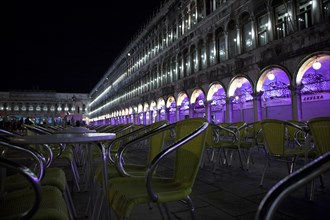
54, 127, 96, 134
8, 132, 116, 145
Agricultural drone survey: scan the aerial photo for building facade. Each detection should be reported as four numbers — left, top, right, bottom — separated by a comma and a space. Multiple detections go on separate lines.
89, 0, 330, 125
0, 90, 89, 128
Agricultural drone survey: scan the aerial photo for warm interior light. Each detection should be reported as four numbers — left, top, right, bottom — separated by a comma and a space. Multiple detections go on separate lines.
267, 73, 275, 80
312, 60, 321, 70
236, 82, 242, 88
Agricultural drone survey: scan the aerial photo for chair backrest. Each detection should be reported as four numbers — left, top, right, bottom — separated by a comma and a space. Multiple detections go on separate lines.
110, 121, 168, 164
174, 118, 209, 186
115, 120, 169, 176
307, 117, 330, 155
261, 119, 287, 156
148, 121, 169, 161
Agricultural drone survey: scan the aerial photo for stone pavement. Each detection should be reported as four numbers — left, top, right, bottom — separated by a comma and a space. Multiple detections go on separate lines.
72, 146, 330, 220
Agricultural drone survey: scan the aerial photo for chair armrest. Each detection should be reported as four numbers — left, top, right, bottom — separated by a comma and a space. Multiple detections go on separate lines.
256, 151, 330, 220
0, 141, 46, 181
0, 157, 42, 219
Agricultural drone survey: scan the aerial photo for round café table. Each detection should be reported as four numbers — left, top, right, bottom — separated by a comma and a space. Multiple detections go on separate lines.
8, 132, 116, 205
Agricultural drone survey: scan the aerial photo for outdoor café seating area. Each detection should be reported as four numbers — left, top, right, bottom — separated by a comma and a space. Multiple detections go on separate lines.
1, 117, 330, 220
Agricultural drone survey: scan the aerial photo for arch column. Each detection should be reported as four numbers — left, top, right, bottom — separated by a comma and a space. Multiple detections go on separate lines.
290, 85, 304, 121
205, 100, 212, 122
176, 105, 180, 121
253, 92, 264, 121
226, 97, 234, 123
189, 103, 195, 118
143, 112, 147, 125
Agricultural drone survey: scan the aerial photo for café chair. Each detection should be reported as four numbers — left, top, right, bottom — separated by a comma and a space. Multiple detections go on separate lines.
306, 116, 330, 200
0, 140, 77, 219
106, 118, 209, 219
91, 120, 168, 219
22, 124, 81, 192
0, 157, 70, 220
259, 119, 313, 187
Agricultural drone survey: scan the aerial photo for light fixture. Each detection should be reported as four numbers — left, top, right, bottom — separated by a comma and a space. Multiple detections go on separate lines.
312, 60, 321, 70
267, 72, 275, 80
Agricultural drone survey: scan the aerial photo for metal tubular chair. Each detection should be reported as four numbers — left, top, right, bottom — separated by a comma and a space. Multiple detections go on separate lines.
0, 140, 77, 219
0, 152, 70, 219
306, 116, 330, 200
107, 118, 209, 219
0, 157, 42, 219
255, 151, 330, 220
22, 124, 81, 192
259, 119, 314, 187
209, 122, 240, 171
91, 120, 168, 219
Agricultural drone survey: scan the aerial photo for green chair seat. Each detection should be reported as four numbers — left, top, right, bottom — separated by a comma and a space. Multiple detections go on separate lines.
5, 167, 66, 192
109, 177, 188, 218
0, 185, 69, 220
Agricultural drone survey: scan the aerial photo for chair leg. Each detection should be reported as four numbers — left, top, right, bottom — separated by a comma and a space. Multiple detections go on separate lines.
245, 148, 254, 171
70, 161, 80, 192
186, 196, 197, 220
260, 159, 270, 187
156, 203, 167, 220
64, 182, 77, 219
236, 148, 245, 170
162, 203, 171, 220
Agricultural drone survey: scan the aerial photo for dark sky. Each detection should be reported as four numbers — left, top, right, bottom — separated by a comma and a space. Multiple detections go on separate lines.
11, 0, 163, 93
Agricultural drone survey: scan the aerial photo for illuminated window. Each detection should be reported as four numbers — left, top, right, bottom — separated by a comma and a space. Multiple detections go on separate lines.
275, 4, 289, 39
323, 0, 330, 20
228, 21, 238, 58
257, 14, 269, 46
217, 31, 226, 62
297, 0, 312, 30
241, 13, 253, 52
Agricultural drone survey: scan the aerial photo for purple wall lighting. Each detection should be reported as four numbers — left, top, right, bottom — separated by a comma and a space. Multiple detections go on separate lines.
211, 87, 226, 111
300, 56, 330, 120
261, 69, 291, 101
301, 58, 330, 94
232, 80, 253, 104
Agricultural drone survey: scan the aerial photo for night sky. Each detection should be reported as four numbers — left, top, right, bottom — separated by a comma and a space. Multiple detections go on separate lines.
11, 0, 163, 93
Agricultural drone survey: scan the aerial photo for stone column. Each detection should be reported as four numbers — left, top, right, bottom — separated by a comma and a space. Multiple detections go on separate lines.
290, 85, 304, 121
226, 97, 234, 123
253, 92, 264, 121
189, 103, 195, 119
176, 105, 180, 122
205, 100, 212, 122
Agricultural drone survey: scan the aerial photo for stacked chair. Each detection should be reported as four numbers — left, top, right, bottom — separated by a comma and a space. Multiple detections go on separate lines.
0, 126, 77, 219
22, 124, 81, 192
0, 140, 71, 219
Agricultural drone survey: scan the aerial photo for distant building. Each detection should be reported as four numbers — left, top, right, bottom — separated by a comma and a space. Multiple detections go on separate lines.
0, 90, 89, 125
